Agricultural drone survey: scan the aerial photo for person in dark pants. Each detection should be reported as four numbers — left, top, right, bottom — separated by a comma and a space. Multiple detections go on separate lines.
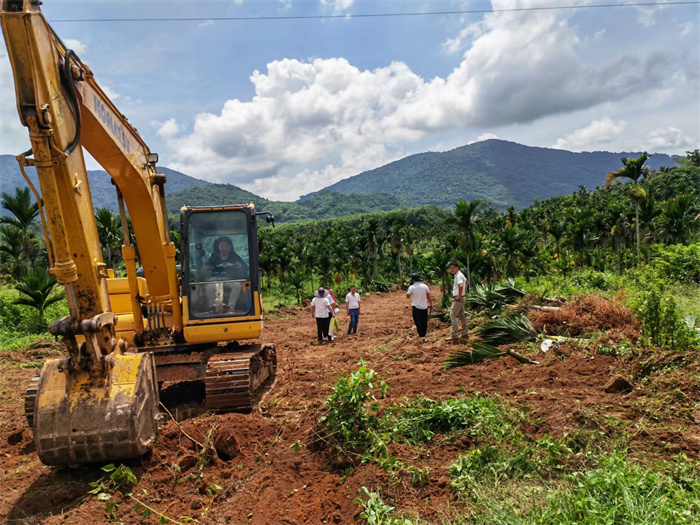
407, 273, 432, 338
311, 288, 333, 343
345, 285, 361, 334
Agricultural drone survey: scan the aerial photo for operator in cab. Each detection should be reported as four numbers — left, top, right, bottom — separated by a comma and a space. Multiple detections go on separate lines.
206, 236, 249, 280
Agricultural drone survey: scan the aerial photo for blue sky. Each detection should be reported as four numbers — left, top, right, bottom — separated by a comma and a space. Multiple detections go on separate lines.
1, 0, 698, 200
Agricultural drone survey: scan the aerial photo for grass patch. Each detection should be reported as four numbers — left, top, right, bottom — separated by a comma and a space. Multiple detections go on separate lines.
382, 395, 509, 445
479, 455, 700, 524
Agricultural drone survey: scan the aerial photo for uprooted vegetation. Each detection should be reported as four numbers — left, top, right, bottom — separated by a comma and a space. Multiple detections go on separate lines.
529, 294, 638, 337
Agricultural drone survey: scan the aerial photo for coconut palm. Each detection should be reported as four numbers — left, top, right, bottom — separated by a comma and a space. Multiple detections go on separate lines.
14, 267, 65, 329
0, 187, 39, 271
605, 153, 650, 265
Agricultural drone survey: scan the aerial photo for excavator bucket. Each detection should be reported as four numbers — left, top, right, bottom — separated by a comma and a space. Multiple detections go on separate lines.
26, 352, 159, 466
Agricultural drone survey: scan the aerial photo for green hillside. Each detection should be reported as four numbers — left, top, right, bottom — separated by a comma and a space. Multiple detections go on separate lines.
305, 139, 676, 210
0, 156, 208, 212
165, 185, 408, 223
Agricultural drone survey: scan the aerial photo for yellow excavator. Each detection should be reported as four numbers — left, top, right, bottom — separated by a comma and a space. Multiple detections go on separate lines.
1, 0, 276, 466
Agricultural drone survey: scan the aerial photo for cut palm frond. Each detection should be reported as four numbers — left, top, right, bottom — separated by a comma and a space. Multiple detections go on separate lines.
465, 281, 526, 312
498, 279, 527, 301
442, 343, 504, 369
443, 342, 539, 370
477, 314, 536, 346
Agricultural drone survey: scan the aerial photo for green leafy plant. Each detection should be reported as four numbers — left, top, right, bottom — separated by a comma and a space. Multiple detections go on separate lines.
320, 361, 389, 458
382, 395, 509, 444
476, 314, 537, 346
633, 289, 699, 350
13, 268, 65, 329
354, 487, 416, 525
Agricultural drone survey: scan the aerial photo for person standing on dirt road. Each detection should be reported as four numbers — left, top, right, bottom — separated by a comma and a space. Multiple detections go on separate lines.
448, 261, 469, 341
311, 288, 333, 344
346, 285, 361, 335
407, 273, 432, 338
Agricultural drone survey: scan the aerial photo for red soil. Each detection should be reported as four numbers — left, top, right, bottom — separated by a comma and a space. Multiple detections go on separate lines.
0, 289, 697, 524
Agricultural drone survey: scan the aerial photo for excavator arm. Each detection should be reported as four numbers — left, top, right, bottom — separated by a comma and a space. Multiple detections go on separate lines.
1, 0, 163, 465
2, 0, 277, 466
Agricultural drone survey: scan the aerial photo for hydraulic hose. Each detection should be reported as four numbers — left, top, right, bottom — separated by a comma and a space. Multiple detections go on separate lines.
61, 49, 81, 155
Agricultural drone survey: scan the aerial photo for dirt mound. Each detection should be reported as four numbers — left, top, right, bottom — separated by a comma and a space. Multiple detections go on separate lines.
530, 294, 638, 336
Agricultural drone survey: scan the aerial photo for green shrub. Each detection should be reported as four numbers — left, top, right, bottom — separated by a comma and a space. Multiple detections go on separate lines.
632, 289, 699, 350
383, 395, 508, 444
650, 243, 700, 284
320, 361, 389, 457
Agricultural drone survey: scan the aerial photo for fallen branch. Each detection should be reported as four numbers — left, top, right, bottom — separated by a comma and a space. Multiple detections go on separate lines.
159, 402, 205, 450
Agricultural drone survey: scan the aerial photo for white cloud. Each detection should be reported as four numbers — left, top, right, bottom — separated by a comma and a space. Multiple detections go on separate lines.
469, 133, 499, 144
627, 0, 672, 27
64, 38, 87, 56
320, 0, 355, 14
681, 22, 693, 36
154, 118, 180, 138
0, 51, 30, 155
102, 85, 121, 101
641, 127, 696, 151
553, 118, 627, 151
161, 1, 687, 200
198, 20, 214, 28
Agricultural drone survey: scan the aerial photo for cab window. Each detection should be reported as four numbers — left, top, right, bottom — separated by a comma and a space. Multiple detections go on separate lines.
186, 210, 252, 318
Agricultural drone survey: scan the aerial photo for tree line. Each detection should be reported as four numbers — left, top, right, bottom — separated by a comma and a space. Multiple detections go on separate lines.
1, 151, 698, 323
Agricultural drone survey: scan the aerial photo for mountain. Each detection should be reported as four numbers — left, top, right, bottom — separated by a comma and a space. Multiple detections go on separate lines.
1, 155, 210, 213
1, 154, 407, 222
303, 139, 676, 210
2, 140, 679, 220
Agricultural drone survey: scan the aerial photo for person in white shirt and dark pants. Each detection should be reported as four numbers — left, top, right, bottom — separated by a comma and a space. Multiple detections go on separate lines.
448, 261, 469, 341
345, 286, 361, 334
407, 273, 432, 338
311, 288, 333, 343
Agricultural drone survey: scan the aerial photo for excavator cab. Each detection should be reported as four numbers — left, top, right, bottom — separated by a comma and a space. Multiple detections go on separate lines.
183, 207, 257, 319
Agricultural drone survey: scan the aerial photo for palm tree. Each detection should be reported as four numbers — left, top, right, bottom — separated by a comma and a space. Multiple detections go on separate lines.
453, 199, 482, 290
287, 268, 306, 305
606, 153, 650, 265
657, 194, 698, 244
547, 220, 565, 259
365, 218, 380, 280
14, 267, 65, 329
95, 208, 123, 268
0, 225, 25, 280
1, 187, 39, 271
500, 226, 525, 278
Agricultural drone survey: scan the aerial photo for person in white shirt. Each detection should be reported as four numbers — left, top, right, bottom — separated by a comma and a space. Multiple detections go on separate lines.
407, 273, 432, 338
311, 288, 333, 343
345, 286, 361, 334
448, 261, 469, 341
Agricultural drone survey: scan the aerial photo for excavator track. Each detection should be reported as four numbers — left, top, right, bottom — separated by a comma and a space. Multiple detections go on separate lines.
205, 344, 276, 412
24, 374, 40, 428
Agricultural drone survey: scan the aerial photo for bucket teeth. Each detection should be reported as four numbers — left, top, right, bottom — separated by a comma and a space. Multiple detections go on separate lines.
205, 344, 276, 412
